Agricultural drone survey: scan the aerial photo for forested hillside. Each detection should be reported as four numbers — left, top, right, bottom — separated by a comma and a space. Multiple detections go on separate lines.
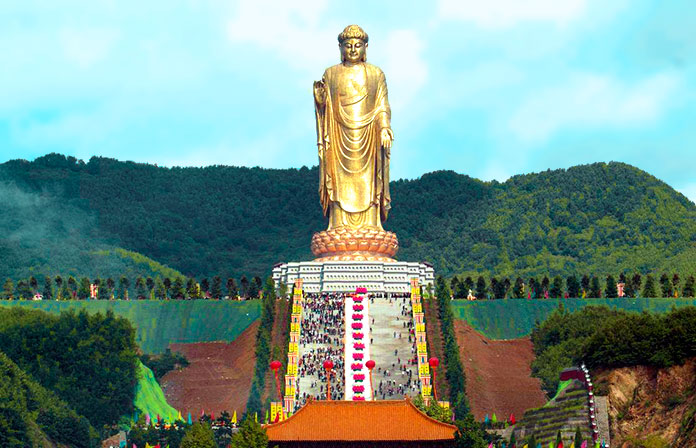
1, 153, 694, 279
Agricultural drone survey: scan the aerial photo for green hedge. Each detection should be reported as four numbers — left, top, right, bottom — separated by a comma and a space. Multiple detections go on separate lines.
0, 300, 260, 353
451, 298, 696, 339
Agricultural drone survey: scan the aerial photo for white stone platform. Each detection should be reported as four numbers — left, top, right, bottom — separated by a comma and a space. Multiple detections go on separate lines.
272, 260, 434, 294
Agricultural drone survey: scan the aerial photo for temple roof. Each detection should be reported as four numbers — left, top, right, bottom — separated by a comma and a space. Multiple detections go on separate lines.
264, 398, 457, 442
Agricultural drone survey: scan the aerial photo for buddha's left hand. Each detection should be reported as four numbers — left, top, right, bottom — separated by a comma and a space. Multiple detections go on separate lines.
380, 128, 394, 150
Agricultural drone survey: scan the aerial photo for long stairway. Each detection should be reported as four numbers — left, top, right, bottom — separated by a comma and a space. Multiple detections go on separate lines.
369, 294, 419, 399
296, 293, 345, 407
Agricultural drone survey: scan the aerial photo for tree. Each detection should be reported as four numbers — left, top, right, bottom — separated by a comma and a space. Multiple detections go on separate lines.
550, 275, 563, 298
684, 275, 695, 298
463, 276, 474, 293
67, 276, 77, 299
118, 276, 130, 300
210, 276, 222, 300
186, 278, 198, 299
226, 277, 238, 299
200, 278, 210, 297
566, 275, 580, 298
135, 277, 147, 300
97, 278, 110, 300
154, 277, 166, 300
574, 426, 584, 447
672, 273, 680, 297
180, 422, 216, 448
581, 274, 590, 296
77, 277, 91, 300
529, 277, 542, 298
42, 276, 53, 300
248, 279, 260, 299
556, 430, 562, 446
278, 281, 288, 299
643, 274, 657, 297
54, 276, 64, 300
451, 277, 460, 298
1, 278, 14, 300
512, 277, 525, 298
240, 275, 249, 298
105, 277, 115, 299
605, 275, 618, 298
163, 277, 172, 298
541, 276, 550, 295
453, 413, 486, 448
16, 280, 33, 299
230, 417, 269, 448
146, 277, 155, 299
631, 273, 643, 297
29, 276, 38, 293
172, 277, 186, 300
475, 276, 487, 300
526, 432, 537, 448
659, 273, 673, 298
589, 276, 601, 298
490, 278, 499, 299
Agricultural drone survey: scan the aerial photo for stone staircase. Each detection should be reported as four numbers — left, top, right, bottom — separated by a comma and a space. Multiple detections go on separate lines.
368, 294, 419, 400
296, 293, 345, 406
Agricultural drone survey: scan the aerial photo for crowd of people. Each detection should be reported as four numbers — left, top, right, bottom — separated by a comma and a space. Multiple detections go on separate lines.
297, 293, 346, 406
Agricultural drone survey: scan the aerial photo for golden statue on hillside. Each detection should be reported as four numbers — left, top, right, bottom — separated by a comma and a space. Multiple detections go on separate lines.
311, 25, 399, 261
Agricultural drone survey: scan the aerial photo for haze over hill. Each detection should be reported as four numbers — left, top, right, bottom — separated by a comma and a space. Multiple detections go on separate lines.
1, 153, 694, 280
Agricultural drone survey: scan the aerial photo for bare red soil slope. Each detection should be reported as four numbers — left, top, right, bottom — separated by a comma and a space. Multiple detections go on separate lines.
160, 320, 259, 416
454, 320, 546, 420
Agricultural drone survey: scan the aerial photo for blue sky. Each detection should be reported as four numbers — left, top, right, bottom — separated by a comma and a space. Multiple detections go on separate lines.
1, 0, 694, 202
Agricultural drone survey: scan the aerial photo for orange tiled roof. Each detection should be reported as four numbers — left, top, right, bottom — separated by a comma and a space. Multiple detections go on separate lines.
264, 398, 457, 442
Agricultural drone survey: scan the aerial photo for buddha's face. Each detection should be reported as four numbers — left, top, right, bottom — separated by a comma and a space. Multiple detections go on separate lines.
340, 38, 367, 63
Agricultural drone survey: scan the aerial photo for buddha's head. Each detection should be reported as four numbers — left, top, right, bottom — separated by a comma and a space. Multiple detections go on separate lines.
338, 25, 368, 63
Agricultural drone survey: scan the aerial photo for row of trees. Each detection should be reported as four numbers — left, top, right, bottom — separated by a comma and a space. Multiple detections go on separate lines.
434, 276, 470, 418
128, 414, 269, 448
0, 274, 276, 301
245, 278, 278, 417
450, 272, 696, 299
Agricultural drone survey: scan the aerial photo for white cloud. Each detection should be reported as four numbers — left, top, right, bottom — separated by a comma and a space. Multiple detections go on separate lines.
225, 0, 336, 71
59, 27, 119, 68
508, 72, 680, 142
437, 0, 587, 28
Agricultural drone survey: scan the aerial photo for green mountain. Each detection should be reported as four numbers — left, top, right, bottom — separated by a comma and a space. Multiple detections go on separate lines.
1, 153, 694, 279
0, 351, 97, 447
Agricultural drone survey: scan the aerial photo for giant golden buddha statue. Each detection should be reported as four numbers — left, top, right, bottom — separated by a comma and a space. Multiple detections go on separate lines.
310, 25, 399, 261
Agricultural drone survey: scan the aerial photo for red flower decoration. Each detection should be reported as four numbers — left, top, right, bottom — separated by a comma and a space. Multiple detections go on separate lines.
352, 313, 363, 320
353, 353, 364, 360
356, 287, 368, 293
352, 385, 365, 393
351, 322, 363, 329
353, 304, 364, 311
353, 396, 366, 401
353, 296, 363, 302
353, 343, 365, 350
351, 363, 363, 370
352, 332, 364, 339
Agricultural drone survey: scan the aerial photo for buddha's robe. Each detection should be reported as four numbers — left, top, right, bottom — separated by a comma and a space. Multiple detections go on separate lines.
315, 62, 392, 230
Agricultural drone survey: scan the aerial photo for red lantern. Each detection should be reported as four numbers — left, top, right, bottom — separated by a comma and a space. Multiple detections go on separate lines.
270, 360, 282, 401
324, 360, 334, 401
365, 360, 376, 370
365, 360, 376, 400
429, 357, 439, 401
